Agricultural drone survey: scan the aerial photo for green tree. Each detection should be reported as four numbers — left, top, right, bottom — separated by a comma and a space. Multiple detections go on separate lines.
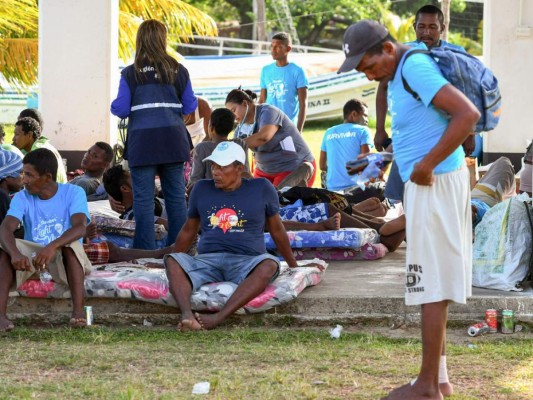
0, 0, 217, 91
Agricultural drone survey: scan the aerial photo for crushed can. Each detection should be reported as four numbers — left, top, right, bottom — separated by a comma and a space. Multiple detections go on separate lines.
485, 309, 498, 333
468, 321, 490, 337
84, 306, 93, 326
501, 309, 514, 334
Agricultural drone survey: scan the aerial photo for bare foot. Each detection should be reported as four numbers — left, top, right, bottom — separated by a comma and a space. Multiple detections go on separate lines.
0, 314, 14, 332
195, 312, 223, 330
178, 315, 203, 332
322, 213, 341, 230
379, 229, 405, 252
69, 311, 87, 328
412, 379, 453, 397
439, 382, 453, 397
382, 382, 443, 400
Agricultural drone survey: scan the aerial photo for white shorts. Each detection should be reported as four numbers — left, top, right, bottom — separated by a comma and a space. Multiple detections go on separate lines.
403, 165, 472, 306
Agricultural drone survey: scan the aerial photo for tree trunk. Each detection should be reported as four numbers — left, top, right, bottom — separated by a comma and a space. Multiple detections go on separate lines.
441, 0, 450, 41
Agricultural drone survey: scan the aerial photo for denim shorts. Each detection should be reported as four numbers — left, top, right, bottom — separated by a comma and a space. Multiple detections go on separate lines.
165, 252, 280, 292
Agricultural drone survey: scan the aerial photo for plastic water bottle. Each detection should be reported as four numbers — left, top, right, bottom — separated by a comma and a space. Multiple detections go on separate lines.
346, 152, 394, 190
31, 252, 52, 283
345, 152, 394, 176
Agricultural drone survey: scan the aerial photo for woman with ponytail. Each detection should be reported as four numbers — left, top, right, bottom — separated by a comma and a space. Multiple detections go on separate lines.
225, 88, 315, 188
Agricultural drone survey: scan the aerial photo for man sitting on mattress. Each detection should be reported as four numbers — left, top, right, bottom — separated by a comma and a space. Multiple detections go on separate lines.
164, 141, 320, 331
0, 148, 92, 331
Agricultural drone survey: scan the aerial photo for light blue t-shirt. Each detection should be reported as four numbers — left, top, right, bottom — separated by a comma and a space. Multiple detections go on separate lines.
8, 184, 90, 245
320, 123, 373, 191
260, 62, 308, 123
388, 43, 465, 182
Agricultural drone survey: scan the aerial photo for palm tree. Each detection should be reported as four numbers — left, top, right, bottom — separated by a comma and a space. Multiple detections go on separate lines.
0, 0, 217, 91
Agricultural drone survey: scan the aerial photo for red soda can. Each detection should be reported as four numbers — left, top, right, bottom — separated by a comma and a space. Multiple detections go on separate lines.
485, 309, 498, 333
468, 321, 490, 337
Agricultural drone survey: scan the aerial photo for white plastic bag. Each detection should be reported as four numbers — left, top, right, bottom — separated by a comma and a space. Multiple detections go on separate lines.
472, 194, 532, 291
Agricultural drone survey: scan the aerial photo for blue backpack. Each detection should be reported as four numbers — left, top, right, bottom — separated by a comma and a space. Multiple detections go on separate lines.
401, 47, 502, 132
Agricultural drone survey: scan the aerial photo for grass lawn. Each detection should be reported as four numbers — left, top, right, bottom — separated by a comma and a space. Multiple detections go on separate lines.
1, 326, 531, 399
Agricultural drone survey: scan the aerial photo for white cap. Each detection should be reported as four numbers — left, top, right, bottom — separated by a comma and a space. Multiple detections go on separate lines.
203, 141, 246, 166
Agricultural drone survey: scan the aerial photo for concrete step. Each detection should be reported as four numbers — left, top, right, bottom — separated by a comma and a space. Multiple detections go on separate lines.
6, 246, 533, 327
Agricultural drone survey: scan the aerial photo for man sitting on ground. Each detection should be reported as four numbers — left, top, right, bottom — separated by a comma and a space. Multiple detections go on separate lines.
70, 142, 114, 199
320, 99, 372, 192
15, 112, 68, 184
102, 164, 167, 230
165, 141, 319, 331
0, 148, 92, 331
0, 150, 23, 222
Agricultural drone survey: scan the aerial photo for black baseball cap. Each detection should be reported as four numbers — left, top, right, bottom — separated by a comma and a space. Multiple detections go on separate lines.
337, 20, 389, 74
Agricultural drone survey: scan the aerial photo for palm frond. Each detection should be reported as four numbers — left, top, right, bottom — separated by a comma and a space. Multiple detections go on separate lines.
0, 0, 38, 35
1, 0, 218, 90
118, 0, 218, 63
0, 37, 38, 90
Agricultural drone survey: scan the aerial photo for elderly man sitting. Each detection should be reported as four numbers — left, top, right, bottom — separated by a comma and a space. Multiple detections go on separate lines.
164, 142, 321, 331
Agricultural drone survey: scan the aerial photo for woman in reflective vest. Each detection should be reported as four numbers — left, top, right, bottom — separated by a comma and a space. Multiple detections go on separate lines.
111, 19, 197, 249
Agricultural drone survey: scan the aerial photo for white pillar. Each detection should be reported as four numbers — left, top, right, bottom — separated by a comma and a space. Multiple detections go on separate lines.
483, 0, 533, 167
39, 0, 119, 169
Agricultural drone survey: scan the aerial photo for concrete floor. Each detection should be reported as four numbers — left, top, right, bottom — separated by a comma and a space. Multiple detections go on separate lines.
7, 244, 533, 327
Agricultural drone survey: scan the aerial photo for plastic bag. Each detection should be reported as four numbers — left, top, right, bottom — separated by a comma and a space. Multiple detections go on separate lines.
472, 194, 532, 291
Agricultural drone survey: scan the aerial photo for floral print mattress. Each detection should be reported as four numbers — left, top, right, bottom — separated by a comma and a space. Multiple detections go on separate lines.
16, 259, 327, 314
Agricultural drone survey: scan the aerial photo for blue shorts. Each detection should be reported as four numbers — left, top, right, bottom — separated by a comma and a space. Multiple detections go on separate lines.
164, 252, 280, 292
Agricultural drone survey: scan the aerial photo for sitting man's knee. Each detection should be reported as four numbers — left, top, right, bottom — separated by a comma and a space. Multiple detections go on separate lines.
254, 259, 279, 279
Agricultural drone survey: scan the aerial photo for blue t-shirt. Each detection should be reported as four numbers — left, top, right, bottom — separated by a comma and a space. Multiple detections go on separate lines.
188, 178, 279, 256
405, 39, 466, 52
388, 43, 465, 182
260, 62, 308, 123
471, 198, 490, 227
320, 123, 373, 191
7, 184, 90, 245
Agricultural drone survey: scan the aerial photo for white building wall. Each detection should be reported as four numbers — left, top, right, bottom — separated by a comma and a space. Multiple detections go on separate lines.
39, 0, 119, 169
483, 0, 533, 164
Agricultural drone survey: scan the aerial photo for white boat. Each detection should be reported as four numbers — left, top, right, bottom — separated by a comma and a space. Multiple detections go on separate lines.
0, 37, 378, 124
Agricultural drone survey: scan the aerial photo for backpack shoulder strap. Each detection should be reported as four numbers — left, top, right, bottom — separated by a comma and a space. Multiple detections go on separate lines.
400, 49, 431, 101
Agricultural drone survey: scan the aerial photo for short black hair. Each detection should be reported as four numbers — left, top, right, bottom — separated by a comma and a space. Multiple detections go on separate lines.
272, 32, 291, 46
94, 141, 114, 163
343, 99, 368, 119
15, 117, 41, 140
365, 34, 397, 57
102, 164, 129, 202
0, 124, 4, 140
23, 148, 58, 181
18, 108, 44, 130
210, 108, 235, 137
415, 5, 444, 25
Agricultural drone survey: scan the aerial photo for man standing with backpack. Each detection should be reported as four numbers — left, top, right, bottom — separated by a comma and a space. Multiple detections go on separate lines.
375, 5, 469, 204
338, 20, 480, 400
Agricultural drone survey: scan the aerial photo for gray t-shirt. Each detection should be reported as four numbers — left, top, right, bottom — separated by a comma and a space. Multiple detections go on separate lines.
189, 138, 250, 185
252, 104, 314, 174
69, 174, 101, 196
